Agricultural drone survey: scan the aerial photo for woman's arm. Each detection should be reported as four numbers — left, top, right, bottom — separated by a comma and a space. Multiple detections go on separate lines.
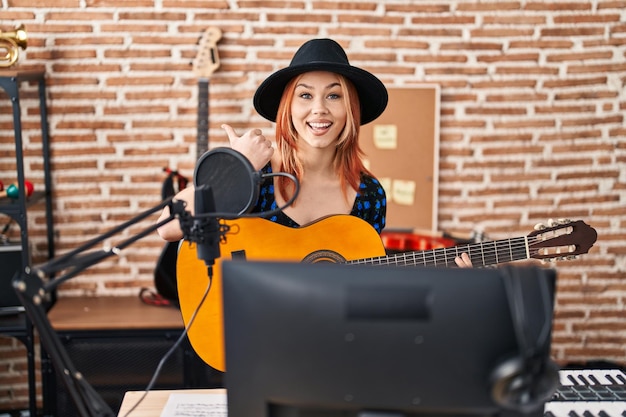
156, 124, 273, 242
156, 186, 195, 242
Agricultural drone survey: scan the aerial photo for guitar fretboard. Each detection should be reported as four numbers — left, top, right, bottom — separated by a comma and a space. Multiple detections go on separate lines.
197, 79, 209, 160
348, 236, 530, 268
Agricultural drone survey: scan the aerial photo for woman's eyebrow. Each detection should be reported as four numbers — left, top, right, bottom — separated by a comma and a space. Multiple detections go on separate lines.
295, 82, 341, 90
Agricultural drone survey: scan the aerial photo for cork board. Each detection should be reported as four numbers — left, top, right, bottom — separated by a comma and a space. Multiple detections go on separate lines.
360, 85, 440, 232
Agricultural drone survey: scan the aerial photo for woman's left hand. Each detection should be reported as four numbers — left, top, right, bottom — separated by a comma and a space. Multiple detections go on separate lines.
455, 252, 473, 268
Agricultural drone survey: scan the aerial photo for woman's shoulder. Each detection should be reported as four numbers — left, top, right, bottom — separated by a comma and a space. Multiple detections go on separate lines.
359, 173, 385, 195
352, 172, 386, 234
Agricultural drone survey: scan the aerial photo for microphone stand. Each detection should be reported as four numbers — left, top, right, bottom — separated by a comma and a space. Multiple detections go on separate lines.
13, 197, 194, 417
12, 147, 297, 416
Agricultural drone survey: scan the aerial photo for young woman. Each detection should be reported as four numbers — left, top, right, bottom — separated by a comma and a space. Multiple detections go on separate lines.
157, 38, 472, 267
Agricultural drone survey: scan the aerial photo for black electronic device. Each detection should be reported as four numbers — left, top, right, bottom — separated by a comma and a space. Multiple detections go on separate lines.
222, 261, 559, 417
0, 243, 24, 314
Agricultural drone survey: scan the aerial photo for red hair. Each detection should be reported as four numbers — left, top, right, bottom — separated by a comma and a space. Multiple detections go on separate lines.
274, 73, 372, 205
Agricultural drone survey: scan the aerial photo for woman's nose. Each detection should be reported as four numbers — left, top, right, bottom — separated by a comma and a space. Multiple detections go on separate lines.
312, 99, 329, 114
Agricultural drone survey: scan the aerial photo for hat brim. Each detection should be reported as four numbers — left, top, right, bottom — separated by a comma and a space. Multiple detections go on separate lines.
253, 62, 388, 125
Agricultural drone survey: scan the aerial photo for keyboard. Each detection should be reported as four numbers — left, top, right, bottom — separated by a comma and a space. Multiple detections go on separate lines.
544, 369, 626, 417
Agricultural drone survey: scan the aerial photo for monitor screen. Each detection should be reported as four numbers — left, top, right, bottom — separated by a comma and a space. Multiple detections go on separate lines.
222, 261, 557, 417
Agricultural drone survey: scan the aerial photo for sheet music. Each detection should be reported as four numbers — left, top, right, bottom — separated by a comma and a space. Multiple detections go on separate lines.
160, 392, 227, 417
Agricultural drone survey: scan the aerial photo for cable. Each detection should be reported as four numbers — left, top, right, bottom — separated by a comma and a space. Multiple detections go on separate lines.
117, 169, 299, 416
189, 170, 300, 220
120, 267, 214, 417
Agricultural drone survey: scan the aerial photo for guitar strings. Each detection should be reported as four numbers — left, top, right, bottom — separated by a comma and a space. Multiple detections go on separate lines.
347, 235, 559, 268
350, 238, 527, 266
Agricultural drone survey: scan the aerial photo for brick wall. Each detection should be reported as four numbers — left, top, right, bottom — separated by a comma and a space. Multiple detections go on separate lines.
1, 0, 625, 411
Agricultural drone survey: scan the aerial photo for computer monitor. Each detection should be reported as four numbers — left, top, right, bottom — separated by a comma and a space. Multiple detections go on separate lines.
222, 261, 559, 417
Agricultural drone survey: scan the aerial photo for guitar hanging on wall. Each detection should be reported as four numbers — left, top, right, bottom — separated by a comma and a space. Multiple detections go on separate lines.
176, 215, 597, 372
152, 27, 222, 304
193, 26, 222, 160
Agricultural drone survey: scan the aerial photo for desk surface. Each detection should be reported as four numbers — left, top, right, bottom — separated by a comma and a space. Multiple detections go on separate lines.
48, 296, 184, 331
118, 389, 225, 417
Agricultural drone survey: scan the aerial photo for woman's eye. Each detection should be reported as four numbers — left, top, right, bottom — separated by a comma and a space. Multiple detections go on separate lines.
299, 92, 312, 99
328, 93, 341, 100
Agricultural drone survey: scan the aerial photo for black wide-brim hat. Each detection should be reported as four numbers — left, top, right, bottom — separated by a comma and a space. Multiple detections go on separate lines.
253, 39, 388, 125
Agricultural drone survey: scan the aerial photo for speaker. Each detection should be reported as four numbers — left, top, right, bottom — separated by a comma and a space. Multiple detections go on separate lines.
47, 330, 223, 417
0, 243, 24, 314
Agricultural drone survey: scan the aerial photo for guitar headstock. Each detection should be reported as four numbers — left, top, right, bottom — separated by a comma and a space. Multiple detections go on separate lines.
527, 219, 597, 261
193, 27, 222, 79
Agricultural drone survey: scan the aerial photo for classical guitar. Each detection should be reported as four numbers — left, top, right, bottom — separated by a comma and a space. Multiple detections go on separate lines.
176, 215, 597, 372
152, 27, 222, 303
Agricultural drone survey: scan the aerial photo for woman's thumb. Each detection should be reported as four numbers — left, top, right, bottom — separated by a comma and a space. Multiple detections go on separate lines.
221, 124, 237, 141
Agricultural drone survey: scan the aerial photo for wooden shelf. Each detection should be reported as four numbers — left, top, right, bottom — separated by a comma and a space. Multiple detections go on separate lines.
48, 296, 184, 331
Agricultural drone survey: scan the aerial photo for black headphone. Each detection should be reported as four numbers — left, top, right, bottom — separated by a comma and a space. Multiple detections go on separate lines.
490, 266, 561, 413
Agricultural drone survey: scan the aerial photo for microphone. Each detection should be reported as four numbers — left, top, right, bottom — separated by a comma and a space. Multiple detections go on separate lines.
193, 147, 261, 215
191, 148, 261, 268
193, 184, 221, 267
189, 147, 299, 267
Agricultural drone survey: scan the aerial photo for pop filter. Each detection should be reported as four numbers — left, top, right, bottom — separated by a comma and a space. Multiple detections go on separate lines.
193, 147, 261, 216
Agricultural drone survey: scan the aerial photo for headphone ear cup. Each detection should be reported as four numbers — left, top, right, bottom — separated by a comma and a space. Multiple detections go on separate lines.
490, 356, 560, 413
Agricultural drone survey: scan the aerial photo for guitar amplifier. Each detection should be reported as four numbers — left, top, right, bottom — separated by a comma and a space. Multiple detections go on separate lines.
46, 329, 224, 416
0, 242, 24, 314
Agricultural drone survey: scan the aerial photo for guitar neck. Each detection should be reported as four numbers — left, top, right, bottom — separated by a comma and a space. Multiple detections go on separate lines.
197, 78, 209, 160
349, 236, 530, 268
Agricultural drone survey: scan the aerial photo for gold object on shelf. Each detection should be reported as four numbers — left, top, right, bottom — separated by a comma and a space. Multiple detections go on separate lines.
0, 24, 27, 68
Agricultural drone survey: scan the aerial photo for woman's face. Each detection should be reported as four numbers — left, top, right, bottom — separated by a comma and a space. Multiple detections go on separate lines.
290, 71, 348, 150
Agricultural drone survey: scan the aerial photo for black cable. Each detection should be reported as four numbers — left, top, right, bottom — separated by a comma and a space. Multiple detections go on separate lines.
187, 170, 300, 221
121, 267, 214, 417
121, 170, 300, 415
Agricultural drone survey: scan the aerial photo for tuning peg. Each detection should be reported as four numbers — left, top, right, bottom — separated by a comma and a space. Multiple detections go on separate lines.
534, 222, 546, 230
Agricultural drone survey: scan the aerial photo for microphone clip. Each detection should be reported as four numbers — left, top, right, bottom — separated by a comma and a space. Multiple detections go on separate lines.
182, 214, 229, 247
181, 184, 231, 267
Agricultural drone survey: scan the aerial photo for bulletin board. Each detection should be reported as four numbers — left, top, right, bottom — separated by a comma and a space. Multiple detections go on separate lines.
360, 85, 440, 232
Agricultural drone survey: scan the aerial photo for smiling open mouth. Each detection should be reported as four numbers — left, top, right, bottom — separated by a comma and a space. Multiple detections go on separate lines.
308, 122, 332, 131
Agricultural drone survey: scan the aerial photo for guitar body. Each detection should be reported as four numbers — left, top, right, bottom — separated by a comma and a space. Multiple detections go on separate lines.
153, 170, 188, 303
154, 240, 181, 302
176, 215, 387, 372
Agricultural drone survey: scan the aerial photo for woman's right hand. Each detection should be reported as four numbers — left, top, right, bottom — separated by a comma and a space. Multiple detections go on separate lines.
157, 125, 273, 242
221, 124, 274, 170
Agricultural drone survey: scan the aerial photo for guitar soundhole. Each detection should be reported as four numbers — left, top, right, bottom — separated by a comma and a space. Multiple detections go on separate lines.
302, 250, 346, 264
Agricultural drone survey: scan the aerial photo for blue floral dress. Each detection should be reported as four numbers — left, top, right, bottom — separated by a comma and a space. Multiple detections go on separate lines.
251, 164, 386, 233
